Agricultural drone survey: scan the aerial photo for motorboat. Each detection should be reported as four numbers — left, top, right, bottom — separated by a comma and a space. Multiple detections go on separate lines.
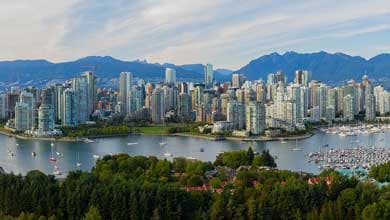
49, 157, 57, 162
84, 138, 95, 144
164, 152, 172, 157
53, 166, 61, 176
127, 142, 138, 146
31, 152, 36, 157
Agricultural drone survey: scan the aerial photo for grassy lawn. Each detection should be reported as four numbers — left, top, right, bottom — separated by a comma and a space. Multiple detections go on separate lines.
136, 125, 173, 135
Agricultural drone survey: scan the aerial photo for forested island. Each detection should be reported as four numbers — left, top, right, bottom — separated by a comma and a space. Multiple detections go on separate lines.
0, 149, 389, 220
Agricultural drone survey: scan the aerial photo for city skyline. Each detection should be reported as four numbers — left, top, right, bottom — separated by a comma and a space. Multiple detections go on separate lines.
0, 1, 389, 69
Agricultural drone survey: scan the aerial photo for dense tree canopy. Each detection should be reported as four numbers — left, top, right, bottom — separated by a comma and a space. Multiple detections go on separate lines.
0, 150, 388, 219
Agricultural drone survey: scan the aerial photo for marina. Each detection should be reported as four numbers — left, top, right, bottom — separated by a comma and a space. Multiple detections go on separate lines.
308, 147, 390, 171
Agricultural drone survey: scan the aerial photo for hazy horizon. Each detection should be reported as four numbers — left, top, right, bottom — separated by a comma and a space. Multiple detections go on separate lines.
1, 0, 390, 69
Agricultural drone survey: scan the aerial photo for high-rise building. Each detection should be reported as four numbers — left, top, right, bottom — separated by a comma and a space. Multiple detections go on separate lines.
365, 93, 376, 121
73, 75, 88, 123
82, 71, 97, 116
163, 86, 178, 112
326, 106, 335, 121
20, 91, 36, 130
204, 64, 213, 88
227, 100, 245, 130
255, 81, 267, 103
327, 88, 337, 113
165, 68, 176, 85
62, 89, 77, 126
191, 86, 204, 109
311, 106, 320, 122
56, 85, 65, 121
151, 89, 165, 123
38, 104, 54, 132
295, 70, 311, 86
7, 93, 20, 118
0, 93, 6, 119
15, 102, 29, 131
232, 73, 245, 88
129, 86, 144, 113
245, 101, 265, 135
178, 93, 191, 120
316, 84, 328, 118
343, 95, 354, 121
119, 72, 133, 115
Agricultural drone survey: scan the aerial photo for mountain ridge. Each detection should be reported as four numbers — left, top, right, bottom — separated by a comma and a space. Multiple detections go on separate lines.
236, 51, 390, 83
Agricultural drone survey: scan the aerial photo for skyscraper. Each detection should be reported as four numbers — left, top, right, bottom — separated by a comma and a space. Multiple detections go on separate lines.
62, 89, 77, 126
38, 104, 54, 133
365, 93, 376, 121
165, 68, 176, 85
15, 102, 29, 131
343, 95, 354, 121
245, 101, 265, 135
232, 73, 245, 88
178, 93, 191, 120
119, 72, 133, 115
82, 71, 97, 116
20, 91, 35, 130
0, 93, 6, 119
151, 89, 165, 123
73, 75, 88, 123
227, 100, 245, 130
204, 64, 213, 88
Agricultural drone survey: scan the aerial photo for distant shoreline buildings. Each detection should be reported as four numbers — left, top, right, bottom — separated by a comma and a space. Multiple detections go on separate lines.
1, 65, 389, 137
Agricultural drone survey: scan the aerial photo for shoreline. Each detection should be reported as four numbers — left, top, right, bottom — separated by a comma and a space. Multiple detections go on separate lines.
171, 132, 314, 142
0, 127, 313, 143
0, 129, 131, 142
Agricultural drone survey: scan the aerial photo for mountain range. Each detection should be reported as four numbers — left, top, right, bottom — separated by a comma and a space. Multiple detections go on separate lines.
237, 51, 390, 84
0, 51, 389, 89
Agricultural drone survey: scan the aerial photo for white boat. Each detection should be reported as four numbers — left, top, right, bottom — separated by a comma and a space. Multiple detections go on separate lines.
292, 148, 303, 151
186, 156, 196, 160
127, 142, 138, 146
56, 151, 61, 156
160, 142, 167, 147
15, 143, 19, 147
84, 138, 95, 143
53, 166, 61, 176
93, 154, 100, 159
76, 152, 81, 167
50, 142, 54, 147
164, 152, 172, 157
281, 139, 288, 144
31, 152, 36, 157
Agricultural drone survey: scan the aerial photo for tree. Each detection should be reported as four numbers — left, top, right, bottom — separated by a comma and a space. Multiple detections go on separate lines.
84, 206, 102, 220
246, 147, 254, 164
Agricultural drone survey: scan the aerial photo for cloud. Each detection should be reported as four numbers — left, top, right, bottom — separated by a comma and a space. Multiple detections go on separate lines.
0, 0, 389, 69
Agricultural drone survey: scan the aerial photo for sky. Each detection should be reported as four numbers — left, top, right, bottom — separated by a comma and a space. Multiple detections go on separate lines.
1, 0, 390, 69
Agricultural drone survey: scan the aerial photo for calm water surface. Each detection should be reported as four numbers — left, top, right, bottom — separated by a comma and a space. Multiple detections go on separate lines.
0, 131, 388, 175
